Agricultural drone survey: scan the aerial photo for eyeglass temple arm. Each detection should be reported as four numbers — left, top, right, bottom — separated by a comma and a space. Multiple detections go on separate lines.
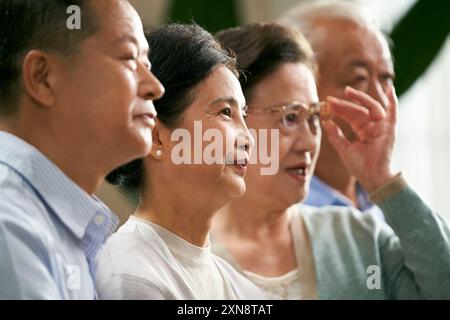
310, 101, 332, 119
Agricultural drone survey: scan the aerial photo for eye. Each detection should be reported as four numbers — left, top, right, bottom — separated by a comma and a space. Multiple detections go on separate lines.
349, 76, 369, 91
122, 53, 138, 61
380, 74, 394, 85
121, 55, 138, 70
219, 107, 232, 118
284, 111, 299, 127
353, 76, 368, 84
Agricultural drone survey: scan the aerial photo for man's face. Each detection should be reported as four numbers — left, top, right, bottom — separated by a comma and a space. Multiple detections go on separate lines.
313, 18, 394, 139
53, 0, 164, 170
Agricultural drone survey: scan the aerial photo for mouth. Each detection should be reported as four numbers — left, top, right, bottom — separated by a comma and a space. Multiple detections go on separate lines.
285, 163, 310, 183
226, 157, 249, 176
134, 112, 156, 129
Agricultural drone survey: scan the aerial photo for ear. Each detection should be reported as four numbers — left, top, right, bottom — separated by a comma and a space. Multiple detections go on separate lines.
21, 50, 60, 108
150, 119, 170, 160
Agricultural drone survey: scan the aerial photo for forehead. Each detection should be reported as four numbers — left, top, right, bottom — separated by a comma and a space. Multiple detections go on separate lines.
315, 18, 393, 70
194, 66, 245, 107
90, 0, 147, 48
250, 63, 318, 106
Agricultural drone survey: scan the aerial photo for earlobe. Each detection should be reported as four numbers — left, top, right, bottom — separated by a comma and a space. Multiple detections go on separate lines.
22, 50, 57, 108
150, 120, 166, 160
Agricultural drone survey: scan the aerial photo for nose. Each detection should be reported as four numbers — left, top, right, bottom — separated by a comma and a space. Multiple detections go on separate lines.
368, 78, 389, 108
138, 64, 165, 101
293, 123, 319, 155
236, 123, 255, 155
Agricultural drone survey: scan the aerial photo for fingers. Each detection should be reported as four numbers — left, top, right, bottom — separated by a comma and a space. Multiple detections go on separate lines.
322, 120, 350, 156
344, 86, 387, 120
356, 121, 386, 141
386, 85, 398, 124
326, 96, 370, 131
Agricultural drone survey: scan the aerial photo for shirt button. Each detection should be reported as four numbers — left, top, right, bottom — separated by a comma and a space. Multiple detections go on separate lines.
94, 214, 105, 225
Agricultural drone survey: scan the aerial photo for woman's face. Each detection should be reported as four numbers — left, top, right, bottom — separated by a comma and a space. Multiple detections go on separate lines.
152, 65, 253, 207
244, 62, 321, 210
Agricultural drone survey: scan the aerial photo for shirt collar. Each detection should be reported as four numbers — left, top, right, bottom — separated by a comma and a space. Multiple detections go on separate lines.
304, 175, 374, 210
0, 131, 118, 240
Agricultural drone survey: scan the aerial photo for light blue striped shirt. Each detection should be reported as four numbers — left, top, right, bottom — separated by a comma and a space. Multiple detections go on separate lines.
0, 131, 118, 299
304, 175, 385, 221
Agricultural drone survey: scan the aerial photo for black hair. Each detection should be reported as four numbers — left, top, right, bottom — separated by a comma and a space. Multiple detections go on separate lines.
0, 0, 98, 115
215, 22, 316, 100
106, 23, 238, 196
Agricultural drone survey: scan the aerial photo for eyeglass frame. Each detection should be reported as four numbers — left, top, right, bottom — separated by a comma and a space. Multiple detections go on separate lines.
245, 101, 328, 135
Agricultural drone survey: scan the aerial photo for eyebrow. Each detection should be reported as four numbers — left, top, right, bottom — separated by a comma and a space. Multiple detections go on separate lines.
346, 60, 395, 74
114, 34, 149, 55
346, 60, 370, 69
209, 96, 247, 113
114, 34, 138, 46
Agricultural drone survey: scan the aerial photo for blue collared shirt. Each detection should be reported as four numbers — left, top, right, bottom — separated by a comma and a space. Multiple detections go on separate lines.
304, 175, 385, 221
0, 131, 118, 299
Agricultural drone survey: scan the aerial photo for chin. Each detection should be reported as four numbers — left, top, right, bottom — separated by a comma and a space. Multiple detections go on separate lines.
283, 188, 307, 207
228, 178, 247, 199
132, 129, 153, 157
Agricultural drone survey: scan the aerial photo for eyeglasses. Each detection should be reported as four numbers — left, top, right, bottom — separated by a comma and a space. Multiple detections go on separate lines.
246, 101, 329, 135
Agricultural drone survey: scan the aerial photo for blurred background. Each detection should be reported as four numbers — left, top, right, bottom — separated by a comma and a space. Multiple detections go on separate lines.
96, 0, 450, 224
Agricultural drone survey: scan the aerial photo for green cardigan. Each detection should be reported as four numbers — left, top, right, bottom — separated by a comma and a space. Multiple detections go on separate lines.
213, 175, 450, 299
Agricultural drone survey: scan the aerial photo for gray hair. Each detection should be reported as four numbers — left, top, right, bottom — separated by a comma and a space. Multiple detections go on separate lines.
278, 0, 379, 42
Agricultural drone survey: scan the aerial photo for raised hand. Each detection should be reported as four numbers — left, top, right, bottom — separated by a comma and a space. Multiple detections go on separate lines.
322, 85, 399, 193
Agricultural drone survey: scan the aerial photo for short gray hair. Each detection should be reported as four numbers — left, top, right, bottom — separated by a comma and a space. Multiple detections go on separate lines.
278, 0, 378, 41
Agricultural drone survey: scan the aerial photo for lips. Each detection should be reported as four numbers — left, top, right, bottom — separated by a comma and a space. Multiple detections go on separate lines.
285, 162, 311, 182
134, 105, 157, 129
225, 156, 249, 176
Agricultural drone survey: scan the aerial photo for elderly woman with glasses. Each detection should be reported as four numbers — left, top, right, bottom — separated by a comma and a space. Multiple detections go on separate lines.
211, 22, 450, 300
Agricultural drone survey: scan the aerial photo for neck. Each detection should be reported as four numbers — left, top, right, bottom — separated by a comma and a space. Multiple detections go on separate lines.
137, 178, 224, 247
213, 195, 291, 242
314, 136, 359, 205
6, 115, 105, 194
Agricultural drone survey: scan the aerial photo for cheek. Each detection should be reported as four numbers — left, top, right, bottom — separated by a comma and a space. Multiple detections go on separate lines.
318, 79, 346, 100
82, 63, 137, 115
201, 122, 237, 159
314, 130, 322, 152
278, 136, 296, 161
312, 135, 321, 165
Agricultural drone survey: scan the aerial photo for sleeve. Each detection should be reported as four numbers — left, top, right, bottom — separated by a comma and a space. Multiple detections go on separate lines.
0, 215, 62, 299
370, 174, 450, 299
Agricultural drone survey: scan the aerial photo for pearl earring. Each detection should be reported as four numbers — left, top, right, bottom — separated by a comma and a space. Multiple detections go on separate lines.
155, 149, 163, 158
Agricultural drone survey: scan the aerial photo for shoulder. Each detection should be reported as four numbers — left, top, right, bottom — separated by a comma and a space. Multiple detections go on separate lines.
293, 203, 395, 251
95, 218, 180, 298
97, 219, 166, 280
0, 172, 60, 298
0, 164, 49, 228
0, 165, 54, 249
297, 203, 386, 232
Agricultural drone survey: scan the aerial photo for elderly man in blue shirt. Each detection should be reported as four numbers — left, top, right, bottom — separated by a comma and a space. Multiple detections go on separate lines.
0, 0, 164, 299
280, 1, 393, 221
